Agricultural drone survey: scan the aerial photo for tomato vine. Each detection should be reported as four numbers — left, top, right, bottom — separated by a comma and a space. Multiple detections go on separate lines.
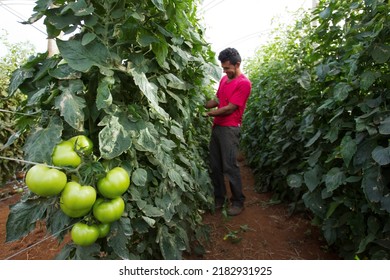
6, 0, 220, 260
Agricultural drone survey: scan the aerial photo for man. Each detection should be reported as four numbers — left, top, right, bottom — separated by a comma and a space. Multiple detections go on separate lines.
205, 48, 252, 216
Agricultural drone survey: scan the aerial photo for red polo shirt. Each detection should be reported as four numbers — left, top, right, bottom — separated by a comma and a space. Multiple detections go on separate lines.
213, 74, 251, 127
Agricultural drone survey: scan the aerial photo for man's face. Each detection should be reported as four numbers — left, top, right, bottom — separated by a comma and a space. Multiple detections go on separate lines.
221, 61, 239, 80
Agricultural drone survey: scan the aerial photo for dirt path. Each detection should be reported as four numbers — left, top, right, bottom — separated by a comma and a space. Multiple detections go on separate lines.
0, 161, 339, 260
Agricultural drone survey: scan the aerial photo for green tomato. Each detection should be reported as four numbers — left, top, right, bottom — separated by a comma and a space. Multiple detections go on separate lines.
25, 164, 67, 197
60, 181, 97, 218
60, 203, 91, 218
69, 135, 93, 155
71, 222, 99, 246
93, 197, 125, 223
97, 167, 130, 198
52, 140, 81, 167
97, 223, 111, 238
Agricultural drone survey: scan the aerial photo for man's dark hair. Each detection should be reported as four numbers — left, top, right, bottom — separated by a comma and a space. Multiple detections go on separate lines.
218, 48, 241, 65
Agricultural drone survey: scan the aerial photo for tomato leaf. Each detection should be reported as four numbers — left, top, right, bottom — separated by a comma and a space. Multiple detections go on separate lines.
131, 168, 148, 187
158, 225, 181, 260
23, 115, 63, 164
56, 39, 110, 72
108, 218, 132, 260
55, 80, 86, 131
6, 197, 50, 242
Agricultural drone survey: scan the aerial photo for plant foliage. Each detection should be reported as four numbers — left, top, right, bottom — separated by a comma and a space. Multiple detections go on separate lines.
242, 0, 390, 259
6, 0, 220, 260
0, 32, 35, 185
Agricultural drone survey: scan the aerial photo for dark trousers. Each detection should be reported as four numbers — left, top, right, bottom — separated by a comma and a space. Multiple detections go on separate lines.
209, 125, 245, 207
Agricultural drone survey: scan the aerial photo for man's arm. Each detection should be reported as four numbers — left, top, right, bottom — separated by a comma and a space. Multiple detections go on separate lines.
205, 99, 218, 109
207, 102, 238, 117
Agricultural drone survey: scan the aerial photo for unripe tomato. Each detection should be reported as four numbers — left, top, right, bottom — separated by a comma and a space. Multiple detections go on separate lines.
69, 135, 93, 155
71, 222, 99, 246
93, 197, 125, 223
25, 164, 67, 196
97, 167, 130, 198
52, 140, 81, 167
97, 223, 111, 238
60, 181, 97, 218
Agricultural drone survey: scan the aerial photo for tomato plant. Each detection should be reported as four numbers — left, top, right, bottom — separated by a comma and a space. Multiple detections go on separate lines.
242, 0, 390, 259
60, 181, 97, 218
25, 164, 67, 196
71, 222, 100, 246
6, 0, 219, 260
97, 167, 130, 198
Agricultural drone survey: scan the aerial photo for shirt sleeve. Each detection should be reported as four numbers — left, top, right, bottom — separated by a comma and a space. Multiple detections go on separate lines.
229, 79, 251, 107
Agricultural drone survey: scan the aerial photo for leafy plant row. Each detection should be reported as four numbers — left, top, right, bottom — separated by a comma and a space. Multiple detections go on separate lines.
0, 33, 35, 185
242, 0, 390, 259
5, 0, 219, 259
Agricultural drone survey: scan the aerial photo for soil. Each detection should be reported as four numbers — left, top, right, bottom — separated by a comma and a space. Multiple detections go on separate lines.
0, 160, 339, 260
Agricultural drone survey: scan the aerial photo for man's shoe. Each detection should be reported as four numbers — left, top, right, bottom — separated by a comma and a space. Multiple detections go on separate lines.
227, 205, 243, 216
214, 201, 224, 210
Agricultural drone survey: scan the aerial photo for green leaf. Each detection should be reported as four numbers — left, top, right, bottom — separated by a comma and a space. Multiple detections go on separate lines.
98, 114, 133, 159
56, 39, 110, 72
135, 127, 157, 152
6, 198, 49, 242
333, 82, 353, 101
8, 67, 34, 96
62, 0, 94, 16
23, 115, 63, 163
305, 130, 321, 147
325, 167, 345, 192
168, 168, 185, 191
304, 166, 321, 192
108, 218, 133, 260
130, 69, 169, 119
302, 190, 326, 219
362, 165, 383, 203
151, 0, 165, 12
287, 174, 303, 188
132, 168, 148, 186
81, 33, 97, 46
142, 205, 164, 217
55, 80, 86, 131
340, 135, 357, 167
371, 146, 390, 165
48, 64, 82, 80
152, 40, 169, 69
297, 70, 311, 90
379, 116, 390, 135
371, 43, 390, 64
158, 225, 181, 260
96, 76, 114, 110
360, 71, 380, 90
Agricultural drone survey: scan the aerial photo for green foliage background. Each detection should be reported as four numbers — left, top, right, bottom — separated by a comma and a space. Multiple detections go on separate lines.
242, 0, 390, 259
6, 0, 220, 260
0, 32, 35, 185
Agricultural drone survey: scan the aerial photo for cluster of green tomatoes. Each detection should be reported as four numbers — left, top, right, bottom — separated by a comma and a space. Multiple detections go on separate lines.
25, 135, 130, 246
